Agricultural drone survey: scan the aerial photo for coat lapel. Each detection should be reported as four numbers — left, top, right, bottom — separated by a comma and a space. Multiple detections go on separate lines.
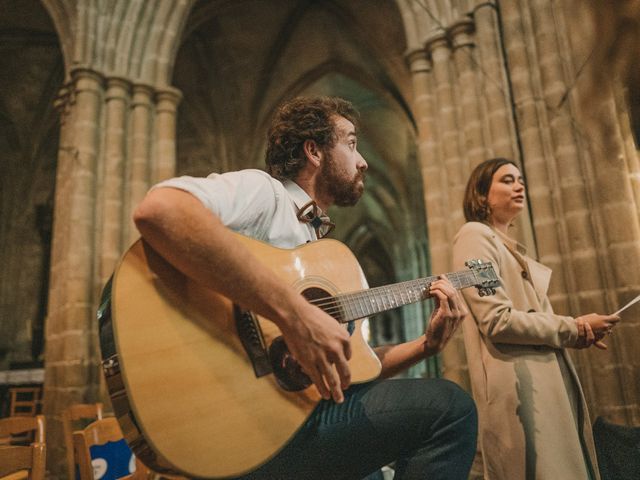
494, 228, 552, 301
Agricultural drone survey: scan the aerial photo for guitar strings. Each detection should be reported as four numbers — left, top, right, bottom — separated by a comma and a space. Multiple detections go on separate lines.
305, 271, 469, 311
304, 270, 474, 322
306, 279, 432, 309
306, 270, 470, 309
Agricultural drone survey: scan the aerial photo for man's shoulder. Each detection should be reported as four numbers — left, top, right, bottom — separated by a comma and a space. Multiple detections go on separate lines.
213, 168, 278, 182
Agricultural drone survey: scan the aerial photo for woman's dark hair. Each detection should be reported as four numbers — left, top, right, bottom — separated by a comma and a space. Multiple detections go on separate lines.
265, 96, 359, 180
463, 157, 518, 222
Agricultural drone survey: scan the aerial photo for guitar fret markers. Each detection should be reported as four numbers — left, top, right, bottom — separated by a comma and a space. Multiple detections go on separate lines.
313, 269, 485, 323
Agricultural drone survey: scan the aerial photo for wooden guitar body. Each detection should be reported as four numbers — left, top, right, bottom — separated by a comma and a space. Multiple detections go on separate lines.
99, 234, 381, 479
99, 233, 499, 478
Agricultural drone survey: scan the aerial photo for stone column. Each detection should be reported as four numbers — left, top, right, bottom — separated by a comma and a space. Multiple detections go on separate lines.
472, 2, 537, 251
472, 2, 518, 159
154, 87, 182, 182
44, 69, 184, 474
405, 48, 440, 380
406, 49, 436, 234
127, 84, 155, 245
615, 93, 640, 211
44, 68, 105, 477
407, 34, 470, 389
450, 18, 490, 169
100, 77, 131, 285
587, 95, 640, 424
426, 32, 466, 243
500, 0, 640, 423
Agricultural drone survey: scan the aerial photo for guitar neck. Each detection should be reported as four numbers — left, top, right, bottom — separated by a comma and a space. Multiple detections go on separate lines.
314, 270, 477, 323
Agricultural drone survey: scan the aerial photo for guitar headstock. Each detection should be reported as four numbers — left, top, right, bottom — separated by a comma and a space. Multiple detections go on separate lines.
465, 259, 500, 297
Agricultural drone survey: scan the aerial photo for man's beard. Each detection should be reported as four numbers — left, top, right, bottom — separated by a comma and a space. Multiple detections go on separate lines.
318, 151, 365, 207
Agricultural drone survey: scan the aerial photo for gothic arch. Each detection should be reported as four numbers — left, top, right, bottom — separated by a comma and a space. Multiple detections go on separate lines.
40, 0, 196, 85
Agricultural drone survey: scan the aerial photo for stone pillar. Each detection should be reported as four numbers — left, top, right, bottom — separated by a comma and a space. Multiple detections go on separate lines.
405, 48, 441, 380
587, 95, 640, 424
615, 93, 640, 211
450, 19, 490, 169
44, 70, 184, 475
100, 77, 131, 285
127, 84, 155, 245
472, 2, 537, 250
472, 2, 518, 159
406, 49, 436, 235
154, 87, 182, 183
423, 31, 473, 388
427, 32, 466, 243
557, 0, 640, 422
44, 68, 105, 477
500, 0, 640, 423
406, 49, 444, 270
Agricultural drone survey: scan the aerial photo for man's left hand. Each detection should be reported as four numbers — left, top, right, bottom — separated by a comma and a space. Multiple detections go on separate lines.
424, 276, 467, 356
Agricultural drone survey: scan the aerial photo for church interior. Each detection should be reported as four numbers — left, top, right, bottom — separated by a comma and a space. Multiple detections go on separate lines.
1, 0, 639, 478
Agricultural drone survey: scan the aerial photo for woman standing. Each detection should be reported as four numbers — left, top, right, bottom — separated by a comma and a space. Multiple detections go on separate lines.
452, 158, 619, 479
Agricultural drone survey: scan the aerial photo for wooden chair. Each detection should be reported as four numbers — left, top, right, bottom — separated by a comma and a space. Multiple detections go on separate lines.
0, 415, 45, 446
73, 417, 151, 480
8, 387, 42, 417
0, 442, 46, 480
62, 403, 104, 480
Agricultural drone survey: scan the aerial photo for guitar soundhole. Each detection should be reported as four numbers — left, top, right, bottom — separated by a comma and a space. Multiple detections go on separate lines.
269, 336, 312, 392
268, 286, 340, 392
302, 287, 333, 315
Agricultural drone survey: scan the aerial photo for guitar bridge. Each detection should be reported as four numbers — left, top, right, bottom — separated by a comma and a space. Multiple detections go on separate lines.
233, 305, 273, 378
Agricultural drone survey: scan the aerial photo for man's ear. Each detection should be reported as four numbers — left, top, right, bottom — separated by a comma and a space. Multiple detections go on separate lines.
303, 139, 322, 167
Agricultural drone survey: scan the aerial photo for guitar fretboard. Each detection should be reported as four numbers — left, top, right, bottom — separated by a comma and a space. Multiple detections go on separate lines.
310, 270, 477, 323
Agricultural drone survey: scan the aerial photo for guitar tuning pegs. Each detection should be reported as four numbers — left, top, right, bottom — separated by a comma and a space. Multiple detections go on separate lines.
477, 287, 497, 297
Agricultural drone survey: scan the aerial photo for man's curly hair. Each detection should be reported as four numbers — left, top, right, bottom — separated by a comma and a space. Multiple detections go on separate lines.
265, 96, 359, 181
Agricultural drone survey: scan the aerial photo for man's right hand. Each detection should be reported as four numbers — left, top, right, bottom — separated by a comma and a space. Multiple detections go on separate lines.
277, 299, 352, 403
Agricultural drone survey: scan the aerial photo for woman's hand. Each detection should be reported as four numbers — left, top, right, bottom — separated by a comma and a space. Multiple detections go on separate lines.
575, 313, 620, 350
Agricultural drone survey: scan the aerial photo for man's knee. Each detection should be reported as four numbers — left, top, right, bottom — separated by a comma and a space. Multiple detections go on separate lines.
432, 378, 477, 433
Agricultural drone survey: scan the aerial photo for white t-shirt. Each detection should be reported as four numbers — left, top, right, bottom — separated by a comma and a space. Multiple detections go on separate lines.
153, 169, 319, 248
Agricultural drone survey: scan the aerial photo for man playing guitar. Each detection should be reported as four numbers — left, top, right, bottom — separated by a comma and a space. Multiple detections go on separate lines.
132, 96, 477, 479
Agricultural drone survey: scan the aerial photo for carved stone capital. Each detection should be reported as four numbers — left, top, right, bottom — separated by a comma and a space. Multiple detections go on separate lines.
53, 83, 74, 117
131, 83, 155, 107
424, 30, 449, 55
105, 77, 132, 100
405, 48, 431, 74
155, 86, 183, 112
450, 18, 476, 50
69, 67, 104, 93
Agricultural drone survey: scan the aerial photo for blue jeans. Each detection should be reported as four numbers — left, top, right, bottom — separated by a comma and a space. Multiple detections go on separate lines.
238, 378, 477, 480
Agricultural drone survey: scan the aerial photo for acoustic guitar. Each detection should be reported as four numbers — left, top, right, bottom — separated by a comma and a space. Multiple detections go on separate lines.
98, 233, 498, 479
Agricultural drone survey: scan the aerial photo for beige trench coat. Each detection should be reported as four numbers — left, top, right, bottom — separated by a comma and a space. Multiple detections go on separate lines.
452, 222, 599, 480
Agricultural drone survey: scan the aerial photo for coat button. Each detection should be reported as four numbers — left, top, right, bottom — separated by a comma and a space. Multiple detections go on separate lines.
521, 270, 528, 279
